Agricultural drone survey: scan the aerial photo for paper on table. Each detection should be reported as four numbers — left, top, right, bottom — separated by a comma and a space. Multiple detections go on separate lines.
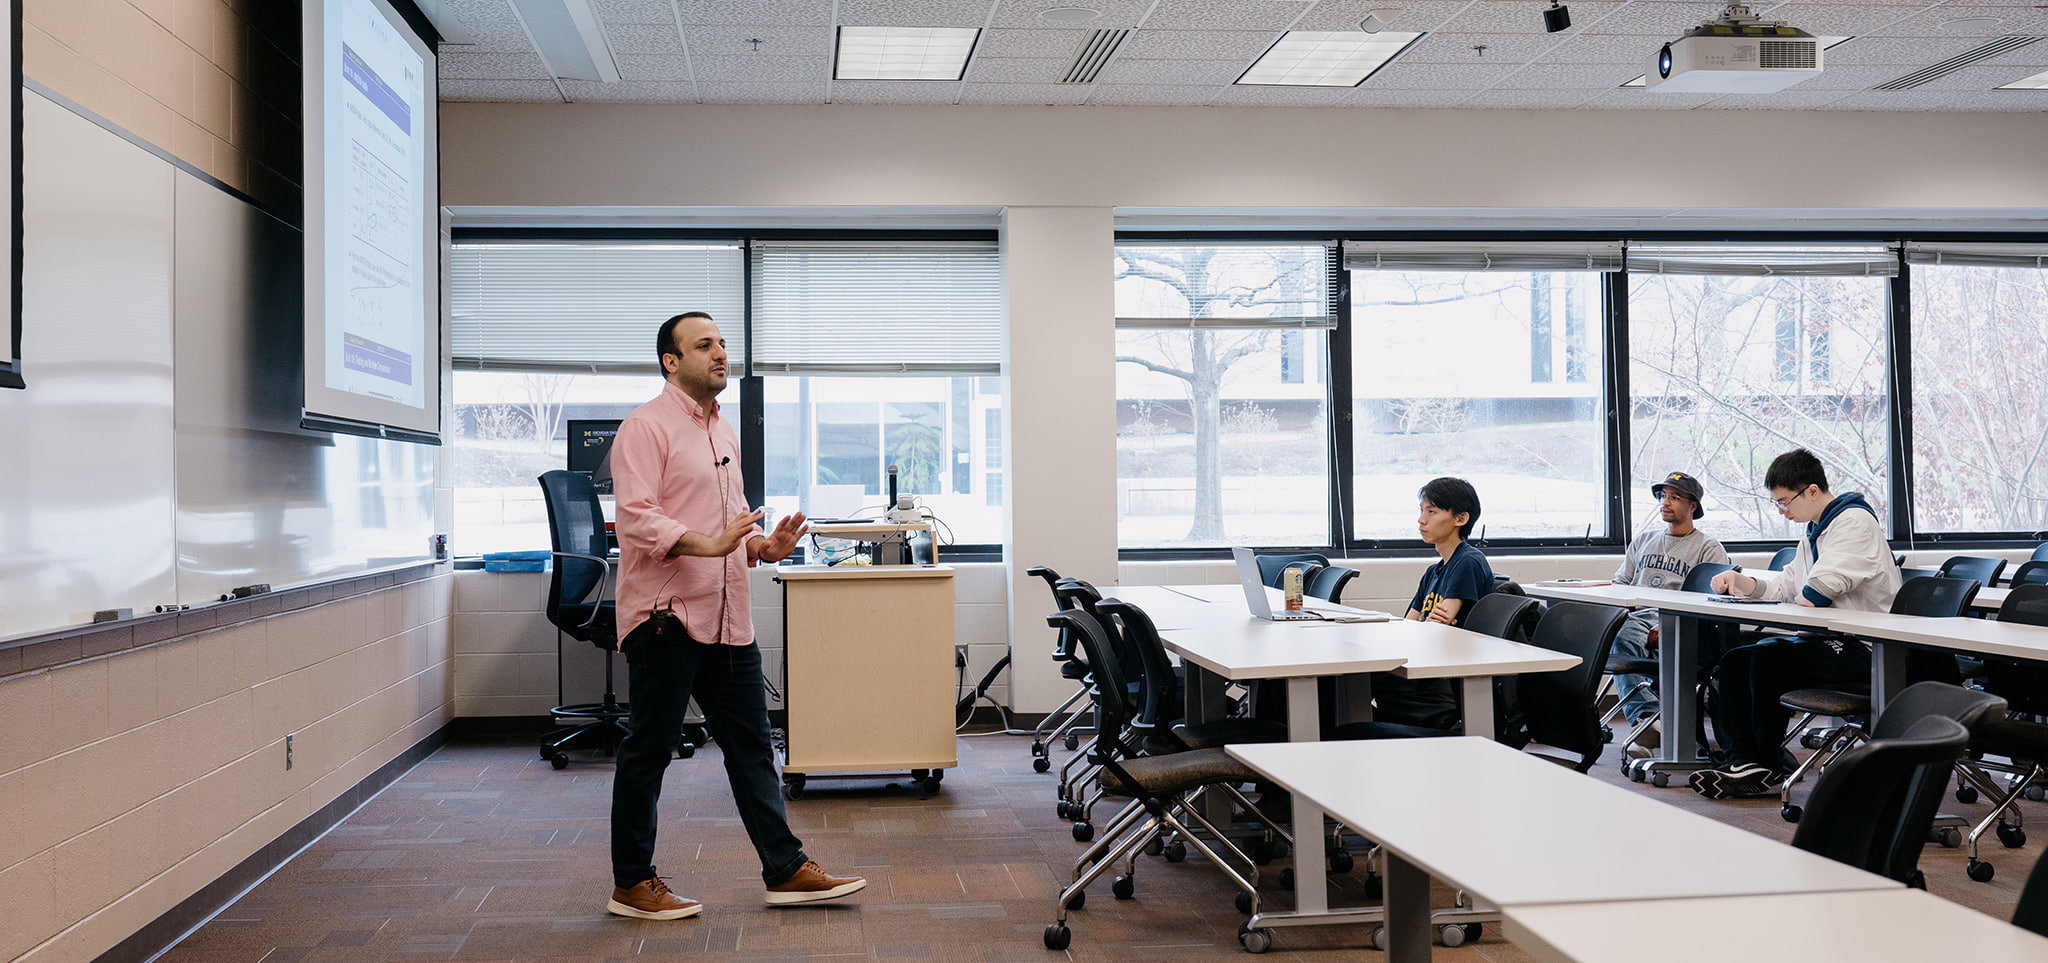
1534, 579, 1612, 587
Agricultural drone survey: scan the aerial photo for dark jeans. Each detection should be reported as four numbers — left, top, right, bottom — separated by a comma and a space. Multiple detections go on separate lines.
611, 613, 806, 889
1710, 634, 1871, 774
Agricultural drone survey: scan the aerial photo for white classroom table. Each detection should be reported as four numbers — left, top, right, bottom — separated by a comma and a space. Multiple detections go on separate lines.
1503, 888, 2048, 963
1973, 584, 2010, 614
1826, 611, 2048, 712
1230, 738, 1898, 962
1159, 618, 1576, 925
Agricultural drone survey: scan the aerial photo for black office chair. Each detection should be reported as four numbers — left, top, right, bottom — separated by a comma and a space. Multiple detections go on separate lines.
2007, 543, 2048, 586
1027, 565, 1093, 771
1041, 607, 1284, 952
2015, 846, 2048, 938
1596, 562, 1734, 757
1255, 552, 1330, 588
1461, 592, 1544, 644
1305, 564, 1357, 603
1777, 575, 1982, 818
1791, 713, 1974, 887
1941, 555, 2008, 590
2008, 559, 2048, 587
1769, 546, 1797, 571
1953, 585, 2048, 882
1900, 566, 1941, 583
536, 470, 635, 770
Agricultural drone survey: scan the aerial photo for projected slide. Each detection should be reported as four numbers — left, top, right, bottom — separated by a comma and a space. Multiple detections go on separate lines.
304, 0, 438, 439
330, 2, 424, 405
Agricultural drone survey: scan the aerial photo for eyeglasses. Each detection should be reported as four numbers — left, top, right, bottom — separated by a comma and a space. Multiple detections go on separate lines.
1771, 485, 1814, 510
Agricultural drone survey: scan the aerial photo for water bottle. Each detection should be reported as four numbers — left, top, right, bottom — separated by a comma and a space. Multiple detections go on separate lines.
1283, 567, 1304, 612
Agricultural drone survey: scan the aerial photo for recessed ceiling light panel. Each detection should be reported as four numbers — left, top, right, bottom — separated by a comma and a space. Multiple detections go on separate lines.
835, 26, 982, 81
1237, 30, 1424, 87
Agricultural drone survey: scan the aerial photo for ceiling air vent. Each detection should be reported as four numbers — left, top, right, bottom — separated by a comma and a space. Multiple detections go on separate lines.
1873, 35, 2041, 89
1060, 29, 1130, 84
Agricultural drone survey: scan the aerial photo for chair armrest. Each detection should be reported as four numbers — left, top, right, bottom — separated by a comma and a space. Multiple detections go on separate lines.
550, 550, 613, 630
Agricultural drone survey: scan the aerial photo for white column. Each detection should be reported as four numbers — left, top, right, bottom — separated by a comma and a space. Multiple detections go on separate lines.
1001, 206, 1117, 713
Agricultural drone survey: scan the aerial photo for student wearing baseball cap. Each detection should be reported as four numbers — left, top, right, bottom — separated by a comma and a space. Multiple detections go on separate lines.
1607, 472, 1730, 754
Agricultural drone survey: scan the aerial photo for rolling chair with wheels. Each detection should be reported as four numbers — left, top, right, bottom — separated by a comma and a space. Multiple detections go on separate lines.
1940, 555, 2008, 591
1951, 585, 2048, 883
1304, 564, 1357, 603
2014, 845, 2048, 937
1769, 546, 1797, 571
1791, 709, 1980, 888
1597, 562, 1733, 758
1776, 575, 1982, 817
1899, 566, 1940, 583
2007, 559, 2048, 588
536, 470, 638, 769
1026, 565, 1093, 772
2007, 543, 2048, 585
1255, 552, 1329, 588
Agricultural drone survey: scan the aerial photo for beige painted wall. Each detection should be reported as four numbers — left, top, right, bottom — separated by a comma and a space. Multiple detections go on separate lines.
0, 575, 454, 962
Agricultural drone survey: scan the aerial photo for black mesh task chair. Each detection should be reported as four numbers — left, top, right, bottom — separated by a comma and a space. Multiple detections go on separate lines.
1769, 546, 1797, 571
1255, 552, 1330, 588
1941, 555, 2008, 591
1598, 562, 1734, 757
536, 470, 636, 770
1777, 575, 1982, 819
2016, 846, 2048, 938
2006, 543, 2048, 585
1305, 565, 1357, 603
1791, 712, 1975, 888
2008, 560, 2048, 588
1900, 566, 1941, 583
1952, 585, 2048, 882
1027, 565, 1094, 771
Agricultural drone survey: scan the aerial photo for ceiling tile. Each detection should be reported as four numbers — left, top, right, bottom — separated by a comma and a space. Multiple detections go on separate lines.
975, 27, 1090, 58
696, 81, 832, 102
595, 0, 676, 25
1741, 4, 1920, 37
1542, 33, 1669, 65
606, 22, 688, 54
438, 51, 551, 80
691, 54, 830, 82
1573, 2, 1724, 37
676, 1, 837, 27
443, 21, 536, 54
438, 78, 562, 102
1953, 90, 2048, 110
1443, 0, 1630, 35
1576, 87, 1716, 108
442, 0, 518, 22
1357, 62, 1521, 89
958, 82, 1096, 103
1697, 88, 1856, 109
1498, 61, 1640, 89
1460, 88, 1594, 108
560, 80, 700, 102
829, 80, 968, 103
1083, 83, 1215, 104
1821, 88, 1969, 109
965, 57, 1071, 82
1290, 0, 1469, 33
1796, 63, 1912, 89
614, 54, 693, 82
1138, 0, 1313, 32
1094, 58, 1248, 85
683, 25, 836, 59
1901, 62, 2048, 90
1345, 88, 1485, 107
837, 0, 1001, 27
1208, 84, 1362, 106
988, 0, 1155, 29
1866, 5, 2048, 37
1825, 35, 1996, 67
1122, 28, 1280, 60
1402, 32, 1560, 65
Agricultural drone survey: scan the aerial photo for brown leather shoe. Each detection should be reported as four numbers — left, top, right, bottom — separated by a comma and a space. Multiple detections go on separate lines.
764, 860, 867, 904
607, 876, 702, 920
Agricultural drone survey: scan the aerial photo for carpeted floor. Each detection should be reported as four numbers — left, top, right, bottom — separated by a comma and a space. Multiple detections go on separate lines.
157, 727, 2040, 961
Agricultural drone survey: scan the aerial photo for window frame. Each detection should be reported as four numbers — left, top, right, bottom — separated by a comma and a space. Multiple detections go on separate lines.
1115, 229, 2048, 561
448, 227, 1006, 561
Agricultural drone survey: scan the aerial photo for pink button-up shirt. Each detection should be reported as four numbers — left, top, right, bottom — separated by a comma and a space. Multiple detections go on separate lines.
611, 382, 759, 648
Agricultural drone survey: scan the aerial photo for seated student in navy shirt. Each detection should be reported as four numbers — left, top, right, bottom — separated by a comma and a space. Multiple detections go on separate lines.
1375, 476, 1495, 731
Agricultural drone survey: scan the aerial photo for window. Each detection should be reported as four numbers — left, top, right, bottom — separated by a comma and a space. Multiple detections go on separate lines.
1115, 244, 1335, 547
1342, 241, 1616, 542
1906, 246, 2048, 533
1627, 246, 1895, 541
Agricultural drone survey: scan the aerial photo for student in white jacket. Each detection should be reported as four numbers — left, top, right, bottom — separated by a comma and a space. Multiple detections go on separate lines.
1692, 448, 1901, 799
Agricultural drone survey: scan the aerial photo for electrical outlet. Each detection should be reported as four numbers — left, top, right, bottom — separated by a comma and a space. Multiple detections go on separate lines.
285, 734, 294, 771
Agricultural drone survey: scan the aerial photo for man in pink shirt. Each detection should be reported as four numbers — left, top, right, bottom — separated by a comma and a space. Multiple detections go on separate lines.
604, 312, 866, 921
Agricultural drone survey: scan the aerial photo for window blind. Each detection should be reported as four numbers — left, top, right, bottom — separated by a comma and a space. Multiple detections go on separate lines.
1625, 244, 1900, 277
1115, 243, 1338, 329
1905, 243, 2048, 269
748, 241, 1001, 375
449, 242, 746, 374
1342, 241, 1623, 273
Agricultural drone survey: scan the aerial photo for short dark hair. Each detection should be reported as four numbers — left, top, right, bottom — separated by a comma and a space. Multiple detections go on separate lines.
1764, 448, 1829, 494
1418, 476, 1482, 540
655, 312, 715, 370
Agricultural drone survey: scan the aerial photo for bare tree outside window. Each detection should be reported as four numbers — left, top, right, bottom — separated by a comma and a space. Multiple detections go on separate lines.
1628, 273, 1889, 540
1910, 264, 2048, 533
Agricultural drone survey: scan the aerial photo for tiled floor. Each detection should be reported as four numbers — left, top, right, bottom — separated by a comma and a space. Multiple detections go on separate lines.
159, 728, 2041, 961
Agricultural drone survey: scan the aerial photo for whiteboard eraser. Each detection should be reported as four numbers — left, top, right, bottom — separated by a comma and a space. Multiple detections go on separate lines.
94, 608, 134, 622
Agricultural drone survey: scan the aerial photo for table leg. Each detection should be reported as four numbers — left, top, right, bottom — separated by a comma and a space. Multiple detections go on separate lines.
1662, 610, 1698, 766
1871, 640, 1907, 717
1286, 675, 1328, 916
1460, 676, 1494, 741
1383, 849, 1432, 962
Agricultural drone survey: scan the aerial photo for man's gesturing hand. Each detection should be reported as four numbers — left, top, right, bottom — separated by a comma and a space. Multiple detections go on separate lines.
668, 510, 765, 558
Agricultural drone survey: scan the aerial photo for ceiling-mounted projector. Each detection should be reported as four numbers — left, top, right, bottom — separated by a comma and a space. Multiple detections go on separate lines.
1648, 2, 1822, 93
